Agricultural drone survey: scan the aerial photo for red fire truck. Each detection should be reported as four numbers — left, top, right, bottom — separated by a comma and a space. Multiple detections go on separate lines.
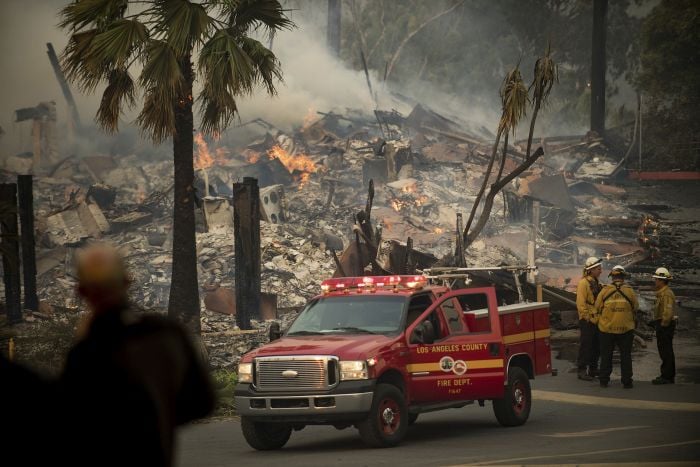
235, 268, 552, 450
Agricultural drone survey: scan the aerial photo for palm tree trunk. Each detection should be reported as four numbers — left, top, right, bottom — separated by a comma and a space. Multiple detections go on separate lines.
168, 55, 200, 333
462, 126, 503, 243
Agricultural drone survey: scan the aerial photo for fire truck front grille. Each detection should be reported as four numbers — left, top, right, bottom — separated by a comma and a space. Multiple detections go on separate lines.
255, 356, 337, 391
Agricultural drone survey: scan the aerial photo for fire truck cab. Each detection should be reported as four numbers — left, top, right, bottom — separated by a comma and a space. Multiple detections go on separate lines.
235, 271, 552, 450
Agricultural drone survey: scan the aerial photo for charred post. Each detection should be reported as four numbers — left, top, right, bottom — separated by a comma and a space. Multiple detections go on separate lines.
590, 0, 607, 135
17, 175, 38, 311
234, 177, 261, 330
0, 183, 22, 324
327, 0, 341, 57
46, 42, 81, 130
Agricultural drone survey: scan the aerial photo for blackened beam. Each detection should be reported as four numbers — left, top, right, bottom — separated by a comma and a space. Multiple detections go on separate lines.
17, 175, 38, 311
0, 183, 22, 323
46, 43, 81, 129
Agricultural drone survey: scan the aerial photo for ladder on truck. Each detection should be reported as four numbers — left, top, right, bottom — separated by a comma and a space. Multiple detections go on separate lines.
420, 266, 537, 303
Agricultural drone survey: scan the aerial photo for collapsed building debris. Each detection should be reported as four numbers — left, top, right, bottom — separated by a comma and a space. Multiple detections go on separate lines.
3, 98, 693, 371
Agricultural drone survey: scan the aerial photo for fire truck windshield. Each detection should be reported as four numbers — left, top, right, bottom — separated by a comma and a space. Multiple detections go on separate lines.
287, 295, 407, 336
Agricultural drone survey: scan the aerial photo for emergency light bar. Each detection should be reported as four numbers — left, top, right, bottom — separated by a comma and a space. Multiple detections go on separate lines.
321, 275, 427, 293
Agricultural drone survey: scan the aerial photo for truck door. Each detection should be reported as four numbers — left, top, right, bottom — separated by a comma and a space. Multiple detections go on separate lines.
405, 288, 505, 402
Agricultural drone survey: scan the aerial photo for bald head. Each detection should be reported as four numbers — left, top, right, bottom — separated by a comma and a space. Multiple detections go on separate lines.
76, 244, 130, 314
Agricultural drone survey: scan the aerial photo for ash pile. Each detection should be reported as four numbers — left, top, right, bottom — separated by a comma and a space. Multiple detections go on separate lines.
0, 102, 678, 370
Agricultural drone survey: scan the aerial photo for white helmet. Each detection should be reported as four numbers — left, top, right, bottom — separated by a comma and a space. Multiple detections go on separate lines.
584, 257, 602, 270
609, 265, 626, 278
652, 267, 672, 280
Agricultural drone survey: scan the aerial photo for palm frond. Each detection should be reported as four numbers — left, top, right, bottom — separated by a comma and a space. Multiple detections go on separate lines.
499, 66, 528, 134
530, 41, 558, 106
59, 0, 128, 31
137, 86, 176, 143
62, 29, 106, 92
140, 40, 184, 96
97, 68, 136, 132
153, 0, 213, 54
89, 19, 149, 67
198, 87, 239, 134
198, 28, 255, 96
239, 36, 282, 94
220, 0, 294, 37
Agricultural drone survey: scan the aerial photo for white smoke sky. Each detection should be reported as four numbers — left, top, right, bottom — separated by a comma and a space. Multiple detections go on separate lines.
0, 0, 638, 156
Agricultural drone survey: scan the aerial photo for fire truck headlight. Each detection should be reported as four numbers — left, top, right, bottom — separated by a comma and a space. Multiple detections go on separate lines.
238, 363, 253, 383
339, 360, 368, 381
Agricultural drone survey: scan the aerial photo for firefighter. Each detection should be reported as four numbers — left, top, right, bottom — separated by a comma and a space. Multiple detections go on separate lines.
575, 256, 603, 381
595, 265, 639, 388
651, 267, 677, 385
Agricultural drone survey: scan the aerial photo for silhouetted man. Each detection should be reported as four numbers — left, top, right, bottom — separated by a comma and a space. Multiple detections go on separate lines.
59, 244, 213, 466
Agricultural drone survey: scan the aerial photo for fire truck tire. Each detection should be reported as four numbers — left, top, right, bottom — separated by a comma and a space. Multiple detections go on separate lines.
357, 383, 408, 447
241, 417, 292, 450
492, 367, 531, 427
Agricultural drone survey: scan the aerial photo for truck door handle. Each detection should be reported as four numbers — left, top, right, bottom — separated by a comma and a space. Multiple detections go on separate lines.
399, 351, 409, 357
489, 343, 500, 356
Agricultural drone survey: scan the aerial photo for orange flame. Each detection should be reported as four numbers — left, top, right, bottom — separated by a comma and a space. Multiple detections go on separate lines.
302, 107, 317, 128
194, 133, 214, 170
434, 227, 444, 234
194, 132, 230, 169
267, 145, 316, 189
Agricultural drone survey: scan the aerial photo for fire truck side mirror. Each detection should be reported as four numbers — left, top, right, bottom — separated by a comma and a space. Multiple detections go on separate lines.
410, 320, 435, 345
269, 322, 282, 342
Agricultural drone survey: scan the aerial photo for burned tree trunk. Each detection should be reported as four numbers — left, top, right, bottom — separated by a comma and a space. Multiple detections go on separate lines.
591, 0, 607, 135
233, 177, 261, 330
327, 0, 341, 57
17, 175, 38, 312
168, 56, 200, 334
1, 183, 22, 324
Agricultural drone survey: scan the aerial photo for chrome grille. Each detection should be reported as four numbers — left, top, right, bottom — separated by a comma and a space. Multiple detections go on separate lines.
255, 356, 337, 391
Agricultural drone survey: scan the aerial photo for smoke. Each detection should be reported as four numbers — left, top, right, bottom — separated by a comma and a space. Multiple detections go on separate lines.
232, 16, 381, 131
0, 0, 107, 156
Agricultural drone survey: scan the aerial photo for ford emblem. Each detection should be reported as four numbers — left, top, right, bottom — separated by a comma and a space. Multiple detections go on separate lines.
282, 370, 298, 378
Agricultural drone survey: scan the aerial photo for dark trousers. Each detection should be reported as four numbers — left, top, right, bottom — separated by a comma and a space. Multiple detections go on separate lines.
599, 330, 634, 384
577, 319, 600, 371
656, 321, 676, 381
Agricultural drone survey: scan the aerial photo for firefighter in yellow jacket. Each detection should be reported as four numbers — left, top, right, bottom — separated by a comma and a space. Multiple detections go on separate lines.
595, 265, 639, 388
651, 267, 677, 384
576, 257, 603, 381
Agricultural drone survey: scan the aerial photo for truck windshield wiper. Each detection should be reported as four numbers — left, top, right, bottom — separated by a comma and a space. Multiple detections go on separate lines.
331, 327, 376, 334
287, 330, 324, 336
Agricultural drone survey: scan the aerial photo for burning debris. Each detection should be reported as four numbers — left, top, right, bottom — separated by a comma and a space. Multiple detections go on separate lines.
3, 94, 697, 371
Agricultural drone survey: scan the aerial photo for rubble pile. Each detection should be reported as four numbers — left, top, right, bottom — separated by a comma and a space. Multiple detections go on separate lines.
1, 102, 676, 370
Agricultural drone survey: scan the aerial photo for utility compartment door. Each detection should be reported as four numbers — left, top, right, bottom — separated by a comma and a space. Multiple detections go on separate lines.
405, 287, 505, 403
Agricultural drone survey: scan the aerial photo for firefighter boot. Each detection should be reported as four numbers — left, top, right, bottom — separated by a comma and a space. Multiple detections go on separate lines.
578, 368, 593, 381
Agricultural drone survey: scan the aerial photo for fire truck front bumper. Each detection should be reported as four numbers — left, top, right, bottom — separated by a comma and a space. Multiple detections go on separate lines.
235, 380, 375, 422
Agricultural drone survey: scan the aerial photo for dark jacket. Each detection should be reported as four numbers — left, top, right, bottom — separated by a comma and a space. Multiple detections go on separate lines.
59, 307, 214, 466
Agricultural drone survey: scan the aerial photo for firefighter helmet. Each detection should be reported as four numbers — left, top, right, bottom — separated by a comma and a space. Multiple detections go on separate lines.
608, 265, 627, 278
652, 267, 672, 280
584, 257, 602, 271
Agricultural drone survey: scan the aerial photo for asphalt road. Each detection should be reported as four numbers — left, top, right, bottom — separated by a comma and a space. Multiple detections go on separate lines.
175, 374, 700, 466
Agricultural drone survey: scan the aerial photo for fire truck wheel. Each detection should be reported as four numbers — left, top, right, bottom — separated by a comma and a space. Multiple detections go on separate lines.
358, 384, 408, 447
492, 367, 531, 427
241, 417, 292, 450
408, 413, 419, 425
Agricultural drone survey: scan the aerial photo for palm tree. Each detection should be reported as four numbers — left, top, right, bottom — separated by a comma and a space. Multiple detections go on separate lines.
59, 0, 293, 333
462, 46, 557, 251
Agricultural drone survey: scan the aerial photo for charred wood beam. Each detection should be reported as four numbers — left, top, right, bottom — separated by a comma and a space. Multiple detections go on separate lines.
46, 43, 81, 129
233, 177, 261, 330
17, 175, 38, 311
590, 0, 607, 135
327, 0, 341, 56
330, 249, 346, 277
0, 184, 22, 324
